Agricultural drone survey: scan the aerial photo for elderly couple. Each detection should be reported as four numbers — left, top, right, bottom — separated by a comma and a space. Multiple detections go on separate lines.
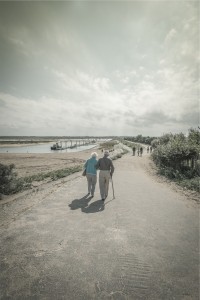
84, 150, 114, 201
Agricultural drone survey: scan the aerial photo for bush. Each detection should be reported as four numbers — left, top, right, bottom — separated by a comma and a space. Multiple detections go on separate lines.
0, 163, 16, 184
0, 163, 19, 195
151, 128, 200, 193
100, 140, 118, 150
152, 135, 199, 171
0, 164, 83, 195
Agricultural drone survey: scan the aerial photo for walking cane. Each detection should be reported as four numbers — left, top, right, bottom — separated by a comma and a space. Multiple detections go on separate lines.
111, 176, 115, 199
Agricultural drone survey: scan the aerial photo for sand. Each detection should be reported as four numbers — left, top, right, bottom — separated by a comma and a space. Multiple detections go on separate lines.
0, 146, 102, 178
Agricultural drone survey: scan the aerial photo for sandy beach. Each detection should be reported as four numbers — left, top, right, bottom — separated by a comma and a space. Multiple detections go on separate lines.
0, 146, 102, 178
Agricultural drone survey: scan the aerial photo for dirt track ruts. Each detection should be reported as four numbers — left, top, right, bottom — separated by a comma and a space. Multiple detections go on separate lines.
0, 152, 199, 300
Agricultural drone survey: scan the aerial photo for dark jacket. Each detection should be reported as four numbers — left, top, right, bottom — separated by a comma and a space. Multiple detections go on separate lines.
95, 156, 114, 175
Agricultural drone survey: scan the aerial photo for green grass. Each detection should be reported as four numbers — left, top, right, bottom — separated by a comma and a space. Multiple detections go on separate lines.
157, 166, 199, 193
176, 177, 200, 192
25, 165, 82, 182
0, 164, 83, 195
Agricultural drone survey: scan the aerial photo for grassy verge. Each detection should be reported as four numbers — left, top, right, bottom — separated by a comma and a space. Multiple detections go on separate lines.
99, 140, 119, 150
177, 177, 199, 192
0, 164, 82, 196
157, 166, 199, 193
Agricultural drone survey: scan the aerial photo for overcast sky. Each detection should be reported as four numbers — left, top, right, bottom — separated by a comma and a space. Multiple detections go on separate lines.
0, 1, 199, 137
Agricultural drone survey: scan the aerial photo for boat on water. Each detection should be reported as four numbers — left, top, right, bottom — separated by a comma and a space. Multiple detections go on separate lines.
51, 142, 63, 150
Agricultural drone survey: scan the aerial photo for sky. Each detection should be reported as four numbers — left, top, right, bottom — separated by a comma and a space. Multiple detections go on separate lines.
0, 1, 199, 137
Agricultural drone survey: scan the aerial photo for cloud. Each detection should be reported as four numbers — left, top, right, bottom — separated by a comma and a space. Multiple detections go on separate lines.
0, 1, 198, 136
164, 28, 177, 44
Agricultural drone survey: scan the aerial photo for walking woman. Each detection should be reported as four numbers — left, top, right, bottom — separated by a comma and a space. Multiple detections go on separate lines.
84, 152, 98, 197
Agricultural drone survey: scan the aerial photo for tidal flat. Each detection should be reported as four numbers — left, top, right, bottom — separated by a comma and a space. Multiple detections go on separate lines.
0, 148, 101, 178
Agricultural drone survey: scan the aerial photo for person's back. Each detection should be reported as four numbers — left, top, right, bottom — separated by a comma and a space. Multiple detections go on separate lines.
85, 156, 98, 175
96, 156, 114, 174
96, 150, 114, 201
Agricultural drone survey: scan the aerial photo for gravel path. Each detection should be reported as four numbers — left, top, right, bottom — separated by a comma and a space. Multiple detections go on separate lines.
0, 152, 199, 299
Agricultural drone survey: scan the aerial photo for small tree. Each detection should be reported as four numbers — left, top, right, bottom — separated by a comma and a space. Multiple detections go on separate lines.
0, 163, 17, 195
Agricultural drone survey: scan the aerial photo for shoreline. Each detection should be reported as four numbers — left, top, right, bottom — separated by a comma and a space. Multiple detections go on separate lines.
0, 146, 101, 178
0, 142, 51, 148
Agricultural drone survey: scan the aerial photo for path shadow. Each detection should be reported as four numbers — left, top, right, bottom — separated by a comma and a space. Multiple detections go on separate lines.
68, 194, 92, 210
81, 200, 105, 214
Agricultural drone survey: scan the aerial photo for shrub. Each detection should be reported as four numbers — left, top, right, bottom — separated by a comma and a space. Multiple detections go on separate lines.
151, 128, 200, 193
100, 140, 118, 150
152, 136, 199, 171
0, 163, 16, 184
0, 164, 83, 195
0, 163, 19, 195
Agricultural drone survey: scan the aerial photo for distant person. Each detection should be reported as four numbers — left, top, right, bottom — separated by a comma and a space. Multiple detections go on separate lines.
147, 146, 149, 153
137, 147, 140, 156
132, 146, 136, 156
95, 150, 114, 201
84, 152, 98, 197
140, 147, 143, 157
150, 146, 153, 153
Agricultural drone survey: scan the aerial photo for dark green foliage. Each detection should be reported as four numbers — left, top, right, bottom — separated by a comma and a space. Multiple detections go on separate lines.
151, 139, 160, 148
188, 128, 200, 145
124, 135, 156, 145
100, 140, 118, 150
178, 177, 200, 192
0, 164, 82, 196
0, 163, 15, 184
152, 128, 200, 192
0, 163, 31, 195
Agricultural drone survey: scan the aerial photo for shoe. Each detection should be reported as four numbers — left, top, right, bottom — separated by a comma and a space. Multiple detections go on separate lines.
91, 194, 94, 197
102, 199, 105, 201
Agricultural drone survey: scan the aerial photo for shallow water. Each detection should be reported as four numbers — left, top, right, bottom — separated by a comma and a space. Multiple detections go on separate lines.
0, 142, 97, 154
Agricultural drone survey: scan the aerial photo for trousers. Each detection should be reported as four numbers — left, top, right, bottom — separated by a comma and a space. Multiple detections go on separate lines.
86, 174, 97, 195
99, 170, 110, 199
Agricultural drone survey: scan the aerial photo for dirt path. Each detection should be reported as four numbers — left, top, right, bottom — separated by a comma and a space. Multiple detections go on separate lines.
0, 152, 199, 299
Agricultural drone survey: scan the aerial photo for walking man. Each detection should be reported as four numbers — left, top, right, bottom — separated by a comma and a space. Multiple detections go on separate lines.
140, 147, 143, 157
95, 150, 114, 201
132, 146, 136, 156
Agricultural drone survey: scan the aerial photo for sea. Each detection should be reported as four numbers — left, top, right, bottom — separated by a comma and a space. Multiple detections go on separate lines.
0, 137, 108, 154
0, 143, 97, 154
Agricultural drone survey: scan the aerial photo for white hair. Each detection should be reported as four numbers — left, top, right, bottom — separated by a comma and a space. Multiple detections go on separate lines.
91, 152, 98, 158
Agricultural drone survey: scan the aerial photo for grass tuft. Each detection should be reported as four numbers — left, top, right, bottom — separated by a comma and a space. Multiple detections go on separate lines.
0, 164, 82, 195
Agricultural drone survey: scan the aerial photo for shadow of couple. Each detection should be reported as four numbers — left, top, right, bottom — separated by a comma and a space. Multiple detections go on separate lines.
68, 194, 105, 213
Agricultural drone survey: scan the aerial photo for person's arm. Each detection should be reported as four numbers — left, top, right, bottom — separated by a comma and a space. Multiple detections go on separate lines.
95, 159, 100, 169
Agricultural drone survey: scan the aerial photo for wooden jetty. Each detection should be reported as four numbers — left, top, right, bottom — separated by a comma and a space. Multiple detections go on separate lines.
50, 139, 96, 151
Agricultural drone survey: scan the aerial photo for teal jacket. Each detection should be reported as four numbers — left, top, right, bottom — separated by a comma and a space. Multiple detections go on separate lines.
84, 157, 98, 175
